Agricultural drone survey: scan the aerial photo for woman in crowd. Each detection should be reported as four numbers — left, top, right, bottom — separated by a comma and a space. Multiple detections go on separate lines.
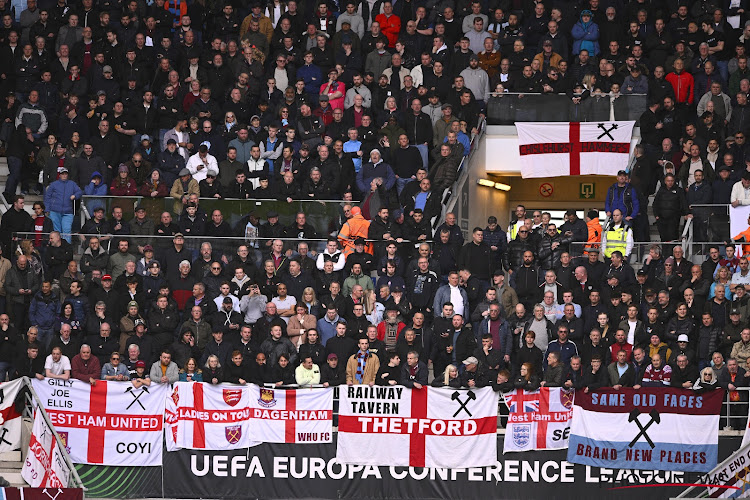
298, 329, 326, 366
204, 355, 223, 384
179, 357, 203, 382
431, 363, 462, 387
271, 354, 295, 386
287, 303, 317, 347
138, 169, 169, 198
110, 164, 138, 196
513, 362, 541, 391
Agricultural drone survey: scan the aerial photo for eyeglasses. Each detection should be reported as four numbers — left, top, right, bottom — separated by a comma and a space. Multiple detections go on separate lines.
133, 160, 141, 163
211, 267, 221, 270
519, 230, 529, 233
111, 356, 120, 360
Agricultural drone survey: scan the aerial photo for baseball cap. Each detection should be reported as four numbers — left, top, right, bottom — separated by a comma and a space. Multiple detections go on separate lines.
354, 237, 366, 245
59, 167, 69, 173
327, 353, 338, 360
135, 204, 146, 212
140, 134, 151, 142
223, 296, 234, 304
135, 360, 146, 368
731, 308, 741, 315
166, 138, 177, 145
179, 168, 190, 176
134, 318, 145, 326
677, 334, 689, 342
441, 103, 453, 110
143, 244, 153, 252
96, 90, 106, 96
102, 274, 112, 280
463, 356, 479, 365
174, 232, 184, 238
266, 210, 279, 218
103, 65, 113, 73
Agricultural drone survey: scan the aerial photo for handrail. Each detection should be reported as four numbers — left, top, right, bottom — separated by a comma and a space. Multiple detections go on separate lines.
434, 118, 486, 231
81, 195, 353, 204
22, 376, 86, 491
681, 217, 693, 258
488, 92, 649, 97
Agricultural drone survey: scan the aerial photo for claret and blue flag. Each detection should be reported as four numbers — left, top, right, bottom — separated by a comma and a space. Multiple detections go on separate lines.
567, 387, 724, 472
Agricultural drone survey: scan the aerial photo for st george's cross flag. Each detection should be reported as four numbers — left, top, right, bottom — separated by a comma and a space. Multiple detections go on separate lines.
164, 382, 333, 451
336, 386, 499, 469
516, 121, 635, 178
503, 387, 574, 453
22, 409, 74, 488
0, 379, 24, 454
246, 385, 333, 444
32, 379, 167, 466
165, 382, 259, 451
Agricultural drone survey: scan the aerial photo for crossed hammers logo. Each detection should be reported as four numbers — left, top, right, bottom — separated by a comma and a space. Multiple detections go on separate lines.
628, 408, 661, 448
125, 386, 150, 410
0, 427, 10, 446
451, 391, 476, 417
597, 123, 619, 140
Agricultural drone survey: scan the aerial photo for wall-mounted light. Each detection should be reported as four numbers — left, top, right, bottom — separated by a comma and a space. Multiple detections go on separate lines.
477, 179, 511, 191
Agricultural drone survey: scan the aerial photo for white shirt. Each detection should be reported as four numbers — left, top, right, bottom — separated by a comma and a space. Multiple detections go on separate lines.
449, 285, 464, 316
44, 355, 71, 375
272, 295, 298, 324
186, 152, 218, 182
627, 319, 637, 345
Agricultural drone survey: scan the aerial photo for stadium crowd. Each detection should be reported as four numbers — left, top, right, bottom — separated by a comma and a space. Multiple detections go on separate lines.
2, 0, 750, 403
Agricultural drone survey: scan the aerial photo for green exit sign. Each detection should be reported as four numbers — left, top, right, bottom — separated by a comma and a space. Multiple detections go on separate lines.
579, 183, 595, 199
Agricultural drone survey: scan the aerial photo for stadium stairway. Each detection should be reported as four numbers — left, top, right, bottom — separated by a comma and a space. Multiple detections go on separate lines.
0, 157, 43, 216
0, 418, 32, 488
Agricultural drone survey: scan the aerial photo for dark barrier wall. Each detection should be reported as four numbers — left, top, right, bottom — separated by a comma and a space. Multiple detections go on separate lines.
74, 435, 744, 499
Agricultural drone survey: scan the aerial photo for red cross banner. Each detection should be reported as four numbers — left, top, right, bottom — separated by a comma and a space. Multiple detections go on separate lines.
22, 409, 73, 488
31, 379, 167, 466
516, 121, 636, 178
336, 386, 498, 469
165, 382, 332, 451
502, 388, 574, 453
0, 379, 24, 454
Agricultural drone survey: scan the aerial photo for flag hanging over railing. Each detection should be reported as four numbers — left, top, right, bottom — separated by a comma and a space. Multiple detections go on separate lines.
516, 121, 635, 178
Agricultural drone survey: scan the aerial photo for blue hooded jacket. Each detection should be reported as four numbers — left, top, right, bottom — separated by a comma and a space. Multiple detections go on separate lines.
572, 11, 600, 56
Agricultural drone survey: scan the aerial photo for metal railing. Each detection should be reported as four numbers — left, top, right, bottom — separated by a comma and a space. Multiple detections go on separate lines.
486, 92, 648, 125
80, 196, 347, 237
438, 118, 486, 230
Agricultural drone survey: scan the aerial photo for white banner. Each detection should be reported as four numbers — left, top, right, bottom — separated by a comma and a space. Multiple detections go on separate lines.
516, 121, 635, 178
21, 410, 73, 488
703, 441, 750, 498
336, 386, 499, 469
0, 379, 24, 453
31, 379, 168, 466
247, 385, 333, 444
165, 383, 333, 451
503, 388, 574, 453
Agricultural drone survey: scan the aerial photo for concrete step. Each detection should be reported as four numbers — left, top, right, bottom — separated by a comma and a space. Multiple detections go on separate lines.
0, 471, 26, 487
0, 451, 21, 462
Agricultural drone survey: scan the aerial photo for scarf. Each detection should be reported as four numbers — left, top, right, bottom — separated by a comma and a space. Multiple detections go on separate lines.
356, 350, 369, 383
385, 320, 399, 351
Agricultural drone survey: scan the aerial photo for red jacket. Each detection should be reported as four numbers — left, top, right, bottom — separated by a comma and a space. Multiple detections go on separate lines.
610, 341, 633, 363
666, 71, 694, 105
110, 178, 138, 196
375, 13, 401, 47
